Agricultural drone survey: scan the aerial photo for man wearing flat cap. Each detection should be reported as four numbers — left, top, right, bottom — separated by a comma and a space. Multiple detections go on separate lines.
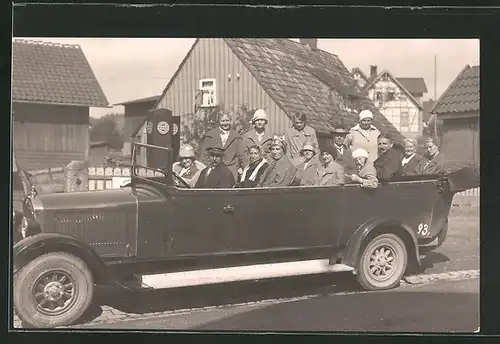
345, 109, 381, 163
195, 146, 235, 188
329, 125, 356, 175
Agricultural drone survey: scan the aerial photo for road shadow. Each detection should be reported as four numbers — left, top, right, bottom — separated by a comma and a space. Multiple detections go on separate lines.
191, 290, 479, 333
420, 251, 450, 269
93, 272, 360, 316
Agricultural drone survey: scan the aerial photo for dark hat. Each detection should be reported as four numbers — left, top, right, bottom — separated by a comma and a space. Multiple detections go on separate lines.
206, 146, 225, 157
331, 126, 350, 135
320, 144, 338, 157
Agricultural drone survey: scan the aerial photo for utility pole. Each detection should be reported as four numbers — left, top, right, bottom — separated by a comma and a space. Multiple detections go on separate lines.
434, 54, 438, 139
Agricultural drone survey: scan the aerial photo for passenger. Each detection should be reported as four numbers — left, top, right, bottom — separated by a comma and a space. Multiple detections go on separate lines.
348, 148, 378, 188
415, 137, 447, 175
374, 133, 404, 181
172, 144, 206, 187
397, 138, 425, 176
258, 135, 297, 188
199, 113, 245, 182
285, 112, 319, 167
329, 125, 357, 175
345, 109, 381, 163
242, 109, 273, 163
316, 145, 345, 186
295, 141, 322, 186
237, 145, 269, 188
195, 147, 235, 188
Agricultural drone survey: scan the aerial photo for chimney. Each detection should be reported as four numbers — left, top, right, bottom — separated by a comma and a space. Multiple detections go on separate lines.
370, 65, 378, 78
300, 38, 317, 50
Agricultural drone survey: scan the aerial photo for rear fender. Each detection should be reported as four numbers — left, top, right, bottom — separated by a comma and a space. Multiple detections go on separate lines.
13, 233, 115, 285
340, 218, 420, 272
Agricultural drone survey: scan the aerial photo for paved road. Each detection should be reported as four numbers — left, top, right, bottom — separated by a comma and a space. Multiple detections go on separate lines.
78, 277, 479, 332
13, 213, 479, 329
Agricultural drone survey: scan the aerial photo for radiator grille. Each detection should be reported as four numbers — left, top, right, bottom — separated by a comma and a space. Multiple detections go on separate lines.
54, 211, 128, 247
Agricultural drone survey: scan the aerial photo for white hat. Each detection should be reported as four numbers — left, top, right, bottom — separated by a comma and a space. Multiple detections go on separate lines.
179, 144, 195, 159
252, 109, 268, 123
352, 148, 369, 159
300, 144, 316, 155
359, 109, 374, 121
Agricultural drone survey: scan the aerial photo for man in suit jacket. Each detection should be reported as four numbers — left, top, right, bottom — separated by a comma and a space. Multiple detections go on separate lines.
200, 113, 245, 181
416, 137, 447, 175
329, 126, 357, 175
374, 133, 404, 181
195, 147, 235, 188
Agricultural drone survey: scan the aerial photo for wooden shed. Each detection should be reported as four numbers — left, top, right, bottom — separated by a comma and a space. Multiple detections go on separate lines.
431, 65, 479, 164
12, 39, 109, 171
148, 38, 402, 154
115, 95, 161, 157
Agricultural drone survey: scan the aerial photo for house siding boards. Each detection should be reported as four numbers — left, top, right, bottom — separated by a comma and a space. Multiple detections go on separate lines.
157, 38, 289, 136
440, 117, 479, 164
13, 103, 89, 171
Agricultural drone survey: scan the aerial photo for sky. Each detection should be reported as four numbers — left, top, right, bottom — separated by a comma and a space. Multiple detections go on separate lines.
16, 38, 479, 118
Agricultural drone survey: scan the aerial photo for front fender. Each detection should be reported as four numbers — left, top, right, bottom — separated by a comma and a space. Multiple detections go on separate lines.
341, 218, 420, 270
13, 233, 114, 285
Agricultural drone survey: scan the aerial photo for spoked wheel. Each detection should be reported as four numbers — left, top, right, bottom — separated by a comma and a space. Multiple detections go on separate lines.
14, 252, 94, 328
357, 233, 408, 291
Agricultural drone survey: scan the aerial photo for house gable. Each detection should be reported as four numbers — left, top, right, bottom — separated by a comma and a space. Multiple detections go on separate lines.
155, 38, 291, 137
365, 70, 423, 110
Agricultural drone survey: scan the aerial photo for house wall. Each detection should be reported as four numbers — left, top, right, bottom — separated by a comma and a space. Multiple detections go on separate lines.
368, 79, 422, 139
122, 101, 157, 157
12, 103, 90, 171
440, 115, 479, 164
157, 38, 290, 137
89, 145, 108, 166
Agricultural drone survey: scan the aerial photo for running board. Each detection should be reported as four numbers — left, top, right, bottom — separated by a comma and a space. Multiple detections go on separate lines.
138, 259, 354, 290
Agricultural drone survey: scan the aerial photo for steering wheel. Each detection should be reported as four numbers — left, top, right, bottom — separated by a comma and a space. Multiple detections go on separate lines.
172, 171, 191, 188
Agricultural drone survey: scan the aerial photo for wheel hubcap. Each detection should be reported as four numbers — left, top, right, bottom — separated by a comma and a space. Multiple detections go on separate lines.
368, 246, 396, 281
33, 272, 76, 315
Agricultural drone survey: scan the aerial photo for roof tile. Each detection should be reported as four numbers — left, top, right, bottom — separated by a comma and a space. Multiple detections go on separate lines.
225, 38, 402, 139
432, 65, 479, 115
12, 39, 109, 107
395, 77, 428, 94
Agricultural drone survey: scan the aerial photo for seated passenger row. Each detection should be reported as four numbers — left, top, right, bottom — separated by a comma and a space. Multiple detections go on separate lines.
173, 133, 446, 189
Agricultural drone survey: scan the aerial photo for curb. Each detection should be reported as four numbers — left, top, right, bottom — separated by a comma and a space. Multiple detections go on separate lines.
401, 269, 479, 285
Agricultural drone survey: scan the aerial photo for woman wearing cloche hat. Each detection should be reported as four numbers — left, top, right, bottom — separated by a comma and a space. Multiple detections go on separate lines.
258, 135, 297, 188
294, 140, 322, 186
172, 144, 206, 187
242, 109, 274, 163
316, 144, 345, 186
347, 148, 378, 188
344, 109, 381, 163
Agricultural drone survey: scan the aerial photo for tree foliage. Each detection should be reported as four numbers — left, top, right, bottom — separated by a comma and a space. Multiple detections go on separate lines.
90, 113, 125, 150
180, 104, 256, 157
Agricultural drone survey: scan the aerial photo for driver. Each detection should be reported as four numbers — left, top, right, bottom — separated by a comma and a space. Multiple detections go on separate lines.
195, 146, 235, 188
172, 144, 206, 187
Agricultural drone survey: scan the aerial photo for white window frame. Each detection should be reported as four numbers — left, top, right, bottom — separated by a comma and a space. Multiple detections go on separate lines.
199, 78, 217, 108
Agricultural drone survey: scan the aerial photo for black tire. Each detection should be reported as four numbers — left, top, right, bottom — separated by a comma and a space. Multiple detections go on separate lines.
357, 233, 408, 291
13, 252, 94, 328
